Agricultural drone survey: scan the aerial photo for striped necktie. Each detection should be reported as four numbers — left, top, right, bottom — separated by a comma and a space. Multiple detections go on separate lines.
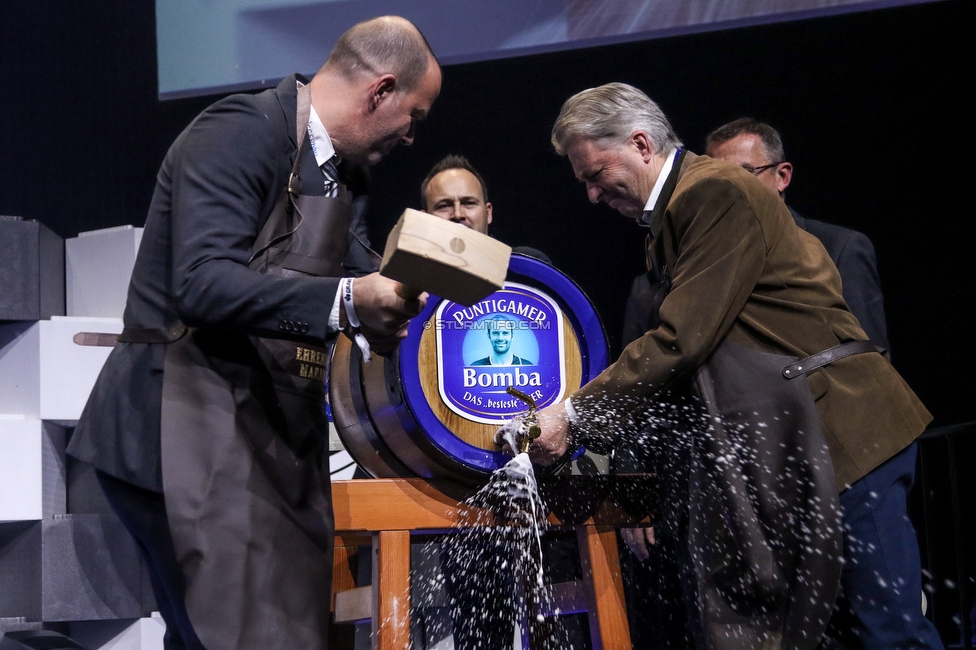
321, 154, 341, 198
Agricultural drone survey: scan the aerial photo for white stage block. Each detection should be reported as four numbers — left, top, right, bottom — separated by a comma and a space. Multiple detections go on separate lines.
66, 225, 143, 319
0, 317, 122, 422
0, 419, 42, 521
0, 419, 65, 521
71, 613, 165, 650
329, 449, 358, 480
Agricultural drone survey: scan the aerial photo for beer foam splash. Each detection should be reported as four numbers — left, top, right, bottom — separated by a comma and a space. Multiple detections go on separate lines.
413, 452, 583, 648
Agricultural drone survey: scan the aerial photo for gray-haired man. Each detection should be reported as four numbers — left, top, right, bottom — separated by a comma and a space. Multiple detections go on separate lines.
507, 83, 933, 649
704, 117, 940, 649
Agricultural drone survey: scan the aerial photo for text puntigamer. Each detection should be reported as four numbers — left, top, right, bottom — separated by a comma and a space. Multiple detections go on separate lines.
451, 298, 549, 327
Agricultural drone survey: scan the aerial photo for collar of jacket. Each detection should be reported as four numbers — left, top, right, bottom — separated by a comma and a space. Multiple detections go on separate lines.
274, 73, 309, 151
645, 148, 692, 238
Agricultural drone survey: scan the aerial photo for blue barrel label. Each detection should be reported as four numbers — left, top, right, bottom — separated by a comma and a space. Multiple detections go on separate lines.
432, 282, 566, 424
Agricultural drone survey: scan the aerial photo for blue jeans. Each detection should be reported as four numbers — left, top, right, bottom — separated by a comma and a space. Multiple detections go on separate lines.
822, 442, 944, 649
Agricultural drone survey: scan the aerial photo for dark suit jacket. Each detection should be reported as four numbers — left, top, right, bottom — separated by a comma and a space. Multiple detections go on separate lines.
576, 153, 929, 489
790, 209, 889, 350
68, 75, 369, 491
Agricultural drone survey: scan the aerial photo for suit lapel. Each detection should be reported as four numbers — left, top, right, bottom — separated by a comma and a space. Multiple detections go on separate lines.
274, 74, 303, 151
646, 149, 693, 237
642, 151, 699, 326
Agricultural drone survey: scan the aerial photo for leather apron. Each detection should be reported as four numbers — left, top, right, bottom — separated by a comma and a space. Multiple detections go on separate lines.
160, 84, 350, 650
641, 248, 843, 650
687, 342, 842, 650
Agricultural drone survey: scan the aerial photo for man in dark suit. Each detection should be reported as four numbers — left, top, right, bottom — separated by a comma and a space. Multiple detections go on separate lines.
705, 118, 888, 349
511, 83, 936, 649
419, 154, 517, 650
623, 118, 888, 351
67, 16, 440, 650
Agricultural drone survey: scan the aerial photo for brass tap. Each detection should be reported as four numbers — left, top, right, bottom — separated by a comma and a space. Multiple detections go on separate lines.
505, 387, 542, 454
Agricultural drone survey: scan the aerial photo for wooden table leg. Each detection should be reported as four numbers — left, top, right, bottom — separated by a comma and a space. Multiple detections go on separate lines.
578, 525, 631, 650
373, 529, 412, 650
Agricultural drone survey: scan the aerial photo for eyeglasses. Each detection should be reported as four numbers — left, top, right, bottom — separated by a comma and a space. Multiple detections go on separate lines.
740, 162, 782, 175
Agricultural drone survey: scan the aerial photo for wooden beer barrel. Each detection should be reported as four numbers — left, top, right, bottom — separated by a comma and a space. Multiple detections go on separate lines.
329, 253, 608, 484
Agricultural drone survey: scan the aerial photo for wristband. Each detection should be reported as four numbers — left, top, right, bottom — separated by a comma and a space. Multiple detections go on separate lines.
341, 277, 372, 363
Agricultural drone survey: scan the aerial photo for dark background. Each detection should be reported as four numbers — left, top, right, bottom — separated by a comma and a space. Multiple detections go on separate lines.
2, 0, 971, 427
1, 0, 973, 641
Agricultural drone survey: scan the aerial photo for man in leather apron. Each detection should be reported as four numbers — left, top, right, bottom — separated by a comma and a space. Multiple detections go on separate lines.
508, 83, 932, 649
67, 16, 441, 650
704, 119, 943, 650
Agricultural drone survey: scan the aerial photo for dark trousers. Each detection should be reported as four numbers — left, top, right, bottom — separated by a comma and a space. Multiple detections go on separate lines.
619, 530, 694, 650
443, 530, 518, 650
441, 530, 588, 650
96, 471, 205, 650
822, 442, 944, 649
621, 439, 944, 649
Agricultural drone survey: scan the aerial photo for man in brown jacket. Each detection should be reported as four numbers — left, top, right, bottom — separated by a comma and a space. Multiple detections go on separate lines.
513, 83, 938, 649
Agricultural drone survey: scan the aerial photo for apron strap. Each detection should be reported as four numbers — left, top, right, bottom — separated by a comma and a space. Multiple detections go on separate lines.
249, 82, 323, 266
117, 323, 187, 344
783, 340, 885, 379
286, 82, 312, 197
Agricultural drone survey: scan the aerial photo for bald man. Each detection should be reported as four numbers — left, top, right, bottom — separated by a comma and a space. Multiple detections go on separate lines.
68, 16, 441, 649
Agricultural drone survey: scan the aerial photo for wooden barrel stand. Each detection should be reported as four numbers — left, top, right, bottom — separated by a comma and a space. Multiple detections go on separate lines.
330, 474, 655, 650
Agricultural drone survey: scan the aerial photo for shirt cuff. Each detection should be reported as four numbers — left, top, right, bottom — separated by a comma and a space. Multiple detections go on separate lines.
564, 397, 579, 424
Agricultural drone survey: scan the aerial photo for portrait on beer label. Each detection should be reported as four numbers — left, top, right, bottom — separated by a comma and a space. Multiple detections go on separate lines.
435, 282, 566, 424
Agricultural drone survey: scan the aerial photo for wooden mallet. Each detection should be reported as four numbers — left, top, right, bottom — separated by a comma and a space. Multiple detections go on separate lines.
380, 209, 512, 307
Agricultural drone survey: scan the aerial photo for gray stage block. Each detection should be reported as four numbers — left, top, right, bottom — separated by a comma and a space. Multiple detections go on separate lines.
0, 620, 44, 638
42, 424, 67, 520
0, 629, 90, 649
0, 318, 122, 422
69, 615, 165, 650
65, 454, 113, 517
0, 522, 42, 620
0, 217, 64, 322
41, 515, 144, 622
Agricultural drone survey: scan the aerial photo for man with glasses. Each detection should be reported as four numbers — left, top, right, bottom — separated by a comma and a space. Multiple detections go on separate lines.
624, 118, 888, 350
705, 118, 888, 349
